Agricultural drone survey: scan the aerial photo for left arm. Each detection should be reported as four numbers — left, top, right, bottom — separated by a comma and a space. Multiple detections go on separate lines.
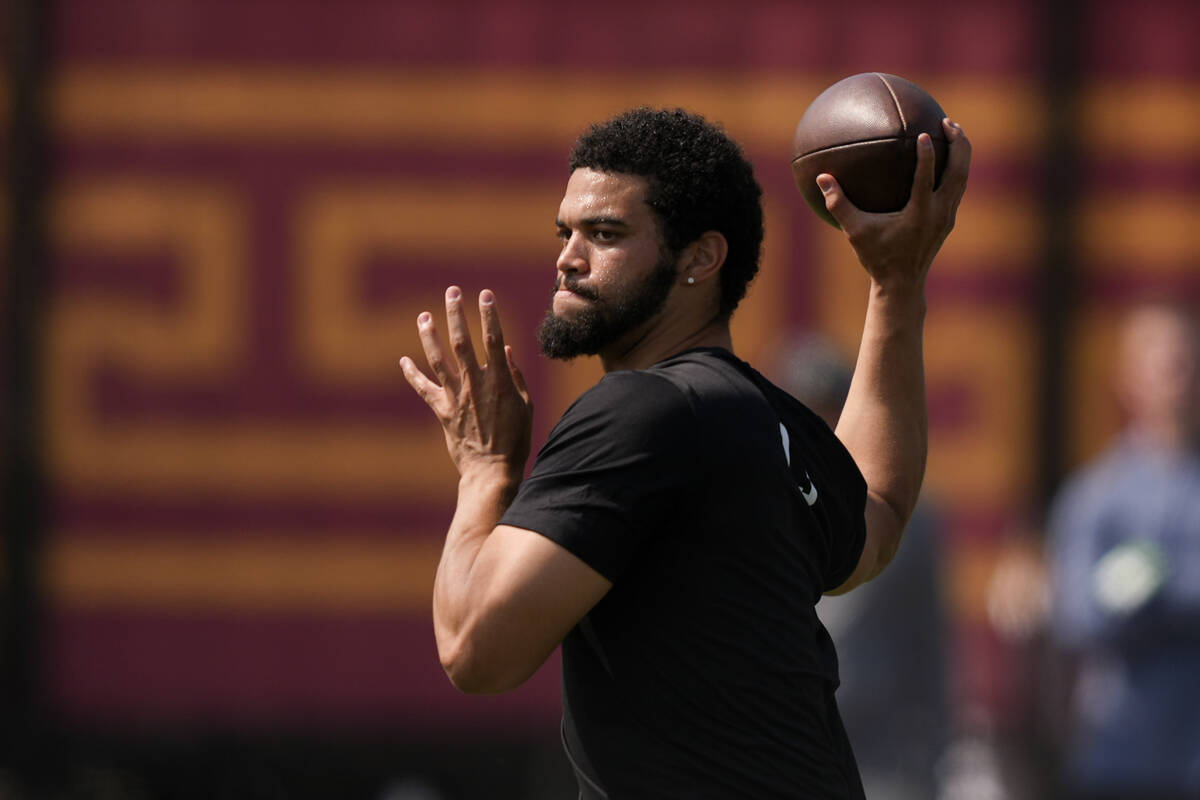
400, 287, 611, 693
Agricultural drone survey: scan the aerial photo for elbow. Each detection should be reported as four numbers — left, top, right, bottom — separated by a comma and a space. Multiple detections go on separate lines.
439, 638, 504, 694
872, 524, 904, 574
438, 632, 529, 695
828, 533, 901, 596
863, 511, 906, 584
828, 496, 908, 595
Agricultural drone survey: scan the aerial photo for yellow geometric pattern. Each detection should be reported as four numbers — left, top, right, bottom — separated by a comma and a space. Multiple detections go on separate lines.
38, 68, 1193, 615
46, 532, 441, 612
47, 179, 459, 498
47, 68, 1043, 157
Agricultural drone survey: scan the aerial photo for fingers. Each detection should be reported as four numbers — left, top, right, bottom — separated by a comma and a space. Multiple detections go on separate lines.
416, 309, 459, 393
815, 173, 865, 232
409, 286, 516, 399
444, 285, 481, 377
939, 118, 972, 203
911, 132, 937, 201
479, 289, 508, 372
399, 355, 441, 407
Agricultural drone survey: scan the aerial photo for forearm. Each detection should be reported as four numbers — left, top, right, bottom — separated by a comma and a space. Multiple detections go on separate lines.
431, 466, 518, 674
836, 280, 928, 534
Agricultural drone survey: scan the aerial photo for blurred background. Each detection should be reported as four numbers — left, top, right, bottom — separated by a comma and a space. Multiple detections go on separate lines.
1, 0, 1196, 797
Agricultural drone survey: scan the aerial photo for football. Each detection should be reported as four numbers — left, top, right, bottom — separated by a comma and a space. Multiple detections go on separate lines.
791, 73, 948, 228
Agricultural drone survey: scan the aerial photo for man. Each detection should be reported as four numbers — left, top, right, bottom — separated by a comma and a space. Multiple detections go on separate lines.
1046, 299, 1200, 799
400, 108, 970, 797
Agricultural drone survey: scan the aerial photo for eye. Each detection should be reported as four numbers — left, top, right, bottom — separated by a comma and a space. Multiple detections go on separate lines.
593, 229, 618, 242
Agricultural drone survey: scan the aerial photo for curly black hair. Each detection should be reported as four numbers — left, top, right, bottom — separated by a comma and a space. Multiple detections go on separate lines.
568, 108, 764, 320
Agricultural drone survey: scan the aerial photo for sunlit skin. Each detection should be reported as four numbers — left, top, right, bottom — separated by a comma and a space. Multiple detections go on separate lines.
552, 168, 731, 372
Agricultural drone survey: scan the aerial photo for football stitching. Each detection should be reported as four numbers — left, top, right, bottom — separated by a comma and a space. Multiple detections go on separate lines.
790, 137, 915, 164
874, 72, 907, 134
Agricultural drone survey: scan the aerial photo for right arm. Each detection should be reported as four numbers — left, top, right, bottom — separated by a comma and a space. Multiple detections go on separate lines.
822, 120, 972, 593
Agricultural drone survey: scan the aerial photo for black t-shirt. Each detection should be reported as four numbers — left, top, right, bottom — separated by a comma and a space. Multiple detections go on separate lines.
500, 348, 868, 798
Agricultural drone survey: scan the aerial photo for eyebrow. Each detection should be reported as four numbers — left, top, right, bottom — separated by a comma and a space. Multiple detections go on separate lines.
556, 216, 630, 228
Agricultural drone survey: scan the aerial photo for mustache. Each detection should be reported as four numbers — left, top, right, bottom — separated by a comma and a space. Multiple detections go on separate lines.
554, 276, 601, 302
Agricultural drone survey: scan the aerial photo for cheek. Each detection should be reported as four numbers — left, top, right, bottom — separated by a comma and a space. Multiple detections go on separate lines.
594, 243, 661, 285
584, 254, 626, 290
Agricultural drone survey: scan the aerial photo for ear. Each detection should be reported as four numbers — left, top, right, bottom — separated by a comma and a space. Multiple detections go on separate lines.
679, 231, 728, 286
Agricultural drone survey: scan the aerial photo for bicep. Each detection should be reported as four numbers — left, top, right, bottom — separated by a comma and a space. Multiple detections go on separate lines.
449, 525, 612, 692
825, 491, 905, 595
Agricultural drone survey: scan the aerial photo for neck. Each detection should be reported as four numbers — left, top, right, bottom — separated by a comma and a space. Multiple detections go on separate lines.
599, 316, 732, 372
1129, 416, 1197, 455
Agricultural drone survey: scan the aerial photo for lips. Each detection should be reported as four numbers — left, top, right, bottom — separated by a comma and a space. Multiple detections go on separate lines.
555, 280, 599, 302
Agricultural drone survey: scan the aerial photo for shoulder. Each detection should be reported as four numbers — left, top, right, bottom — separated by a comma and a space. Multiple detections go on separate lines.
539, 368, 699, 464
643, 348, 775, 424
583, 367, 693, 407
565, 368, 696, 429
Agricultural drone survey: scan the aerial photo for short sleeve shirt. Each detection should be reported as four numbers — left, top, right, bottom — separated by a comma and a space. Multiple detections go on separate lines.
500, 348, 867, 798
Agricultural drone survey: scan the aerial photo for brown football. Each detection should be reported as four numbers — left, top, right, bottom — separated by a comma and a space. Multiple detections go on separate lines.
791, 73, 948, 228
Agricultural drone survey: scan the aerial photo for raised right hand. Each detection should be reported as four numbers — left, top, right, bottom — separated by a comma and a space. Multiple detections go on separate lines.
817, 118, 971, 293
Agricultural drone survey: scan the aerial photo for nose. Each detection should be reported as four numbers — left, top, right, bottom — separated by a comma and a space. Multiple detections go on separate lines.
556, 230, 588, 277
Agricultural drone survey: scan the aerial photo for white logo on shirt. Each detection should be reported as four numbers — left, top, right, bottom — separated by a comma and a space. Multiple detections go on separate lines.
779, 423, 819, 506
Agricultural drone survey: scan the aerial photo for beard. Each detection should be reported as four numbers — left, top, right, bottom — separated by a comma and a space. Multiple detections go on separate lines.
536, 254, 679, 360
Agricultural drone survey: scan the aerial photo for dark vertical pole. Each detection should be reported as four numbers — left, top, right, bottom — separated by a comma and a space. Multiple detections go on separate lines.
2, 0, 49, 765
1036, 0, 1082, 518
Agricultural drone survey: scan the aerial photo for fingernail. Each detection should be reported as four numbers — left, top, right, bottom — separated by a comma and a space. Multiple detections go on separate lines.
816, 176, 833, 194
480, 289, 494, 305
446, 286, 461, 301
418, 312, 431, 326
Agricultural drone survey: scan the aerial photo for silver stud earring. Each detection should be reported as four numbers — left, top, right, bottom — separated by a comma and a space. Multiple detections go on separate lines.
687, 276, 695, 285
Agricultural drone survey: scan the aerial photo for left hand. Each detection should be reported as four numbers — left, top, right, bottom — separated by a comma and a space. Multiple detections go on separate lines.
818, 118, 972, 291
400, 286, 534, 488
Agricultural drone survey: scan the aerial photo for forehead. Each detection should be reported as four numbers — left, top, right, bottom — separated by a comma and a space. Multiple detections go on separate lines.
557, 168, 653, 223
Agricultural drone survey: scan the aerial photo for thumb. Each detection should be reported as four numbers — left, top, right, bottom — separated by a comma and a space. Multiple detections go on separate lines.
816, 173, 863, 232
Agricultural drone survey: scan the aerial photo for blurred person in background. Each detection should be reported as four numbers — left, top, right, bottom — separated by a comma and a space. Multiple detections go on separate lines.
773, 335, 949, 800
1046, 299, 1200, 799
